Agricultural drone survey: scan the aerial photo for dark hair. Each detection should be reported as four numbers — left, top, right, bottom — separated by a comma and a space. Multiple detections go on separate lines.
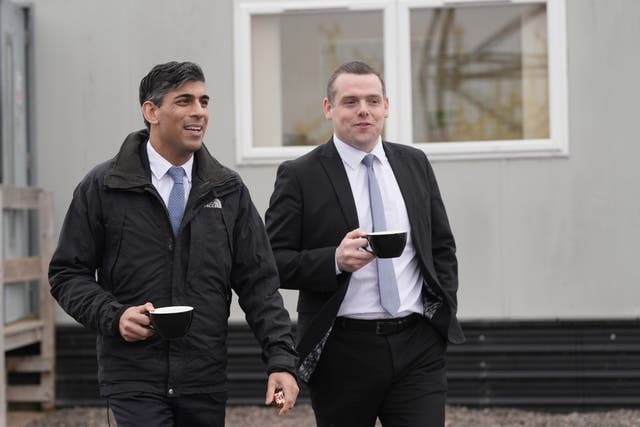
326, 61, 386, 105
139, 61, 206, 129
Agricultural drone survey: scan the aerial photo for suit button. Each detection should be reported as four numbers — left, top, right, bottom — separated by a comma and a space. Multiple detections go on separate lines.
168, 240, 173, 251
168, 388, 174, 395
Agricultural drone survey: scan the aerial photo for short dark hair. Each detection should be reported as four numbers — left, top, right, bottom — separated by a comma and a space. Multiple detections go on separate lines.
139, 61, 206, 129
326, 61, 386, 105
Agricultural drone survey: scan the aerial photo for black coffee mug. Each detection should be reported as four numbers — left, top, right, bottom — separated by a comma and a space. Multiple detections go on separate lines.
148, 306, 194, 339
364, 231, 407, 258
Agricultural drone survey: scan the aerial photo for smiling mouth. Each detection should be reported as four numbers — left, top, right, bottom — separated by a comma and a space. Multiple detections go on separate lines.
184, 125, 204, 137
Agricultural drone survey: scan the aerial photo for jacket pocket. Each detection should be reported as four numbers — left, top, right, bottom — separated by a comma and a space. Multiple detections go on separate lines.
103, 210, 125, 292
185, 206, 233, 290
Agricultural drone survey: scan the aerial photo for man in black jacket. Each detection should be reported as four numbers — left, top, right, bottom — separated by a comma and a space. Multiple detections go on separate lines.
49, 61, 298, 427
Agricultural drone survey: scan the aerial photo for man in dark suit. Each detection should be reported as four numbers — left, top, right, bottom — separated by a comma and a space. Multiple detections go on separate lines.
266, 61, 464, 427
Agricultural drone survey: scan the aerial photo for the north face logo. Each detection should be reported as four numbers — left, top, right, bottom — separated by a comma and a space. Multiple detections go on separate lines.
204, 198, 222, 209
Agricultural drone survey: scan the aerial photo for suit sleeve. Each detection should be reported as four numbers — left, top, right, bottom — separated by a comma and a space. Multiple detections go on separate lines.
266, 161, 341, 294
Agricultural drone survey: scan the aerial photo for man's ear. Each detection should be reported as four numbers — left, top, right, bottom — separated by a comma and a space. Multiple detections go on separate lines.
141, 101, 159, 126
323, 98, 333, 120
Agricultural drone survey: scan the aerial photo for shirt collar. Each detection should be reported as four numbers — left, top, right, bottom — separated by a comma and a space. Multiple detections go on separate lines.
146, 141, 193, 183
332, 134, 385, 171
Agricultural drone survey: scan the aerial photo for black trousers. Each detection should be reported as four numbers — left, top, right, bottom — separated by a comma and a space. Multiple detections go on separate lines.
107, 391, 226, 427
309, 315, 447, 427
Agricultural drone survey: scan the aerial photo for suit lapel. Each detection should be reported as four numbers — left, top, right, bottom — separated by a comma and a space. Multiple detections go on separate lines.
297, 140, 357, 362
318, 139, 359, 231
385, 142, 443, 288
385, 142, 427, 257
385, 143, 417, 226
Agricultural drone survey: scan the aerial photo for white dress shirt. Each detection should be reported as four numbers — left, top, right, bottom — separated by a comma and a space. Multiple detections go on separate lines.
333, 136, 424, 319
146, 142, 193, 208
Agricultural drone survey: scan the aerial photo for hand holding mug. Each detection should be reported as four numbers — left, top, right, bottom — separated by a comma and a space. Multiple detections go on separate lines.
119, 302, 155, 342
336, 228, 375, 273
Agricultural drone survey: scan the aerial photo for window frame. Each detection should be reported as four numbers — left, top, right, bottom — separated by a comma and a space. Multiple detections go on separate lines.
234, 0, 568, 164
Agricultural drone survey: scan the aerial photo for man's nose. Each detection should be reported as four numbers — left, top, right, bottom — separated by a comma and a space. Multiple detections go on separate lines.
357, 100, 370, 116
191, 102, 207, 117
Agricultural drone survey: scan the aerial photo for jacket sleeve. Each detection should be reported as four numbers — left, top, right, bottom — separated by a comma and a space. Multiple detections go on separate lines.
230, 183, 298, 376
265, 161, 341, 294
48, 175, 128, 337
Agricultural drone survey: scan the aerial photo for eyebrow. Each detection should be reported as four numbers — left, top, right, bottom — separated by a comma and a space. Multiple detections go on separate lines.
174, 93, 210, 102
340, 94, 381, 102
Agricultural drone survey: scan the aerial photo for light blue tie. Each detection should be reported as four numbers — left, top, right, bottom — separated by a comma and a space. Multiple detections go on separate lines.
362, 154, 401, 316
167, 166, 185, 236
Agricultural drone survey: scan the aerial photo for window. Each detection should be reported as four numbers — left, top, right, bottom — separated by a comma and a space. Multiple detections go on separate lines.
251, 8, 384, 148
234, 0, 567, 163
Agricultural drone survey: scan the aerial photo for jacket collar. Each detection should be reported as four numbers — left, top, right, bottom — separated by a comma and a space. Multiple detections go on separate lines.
104, 129, 238, 195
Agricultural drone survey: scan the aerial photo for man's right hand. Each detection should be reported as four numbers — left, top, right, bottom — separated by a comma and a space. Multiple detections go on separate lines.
335, 228, 375, 273
119, 302, 155, 342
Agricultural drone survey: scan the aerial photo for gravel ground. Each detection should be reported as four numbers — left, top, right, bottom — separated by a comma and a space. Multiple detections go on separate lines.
14, 405, 640, 427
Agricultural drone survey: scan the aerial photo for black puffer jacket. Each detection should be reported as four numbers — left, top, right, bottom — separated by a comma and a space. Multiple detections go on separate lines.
49, 129, 296, 397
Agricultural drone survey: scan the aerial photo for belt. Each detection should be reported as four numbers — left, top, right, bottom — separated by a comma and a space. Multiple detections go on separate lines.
334, 313, 422, 335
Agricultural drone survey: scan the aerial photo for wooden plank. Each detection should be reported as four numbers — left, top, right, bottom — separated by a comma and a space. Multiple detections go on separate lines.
0, 188, 5, 427
4, 320, 44, 351
4, 319, 43, 335
0, 185, 41, 210
6, 385, 52, 403
38, 190, 57, 410
0, 187, 57, 410
2, 257, 42, 283
5, 355, 53, 373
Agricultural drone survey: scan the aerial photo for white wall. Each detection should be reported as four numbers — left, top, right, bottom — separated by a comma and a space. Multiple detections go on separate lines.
31, 0, 640, 324
448, 0, 640, 320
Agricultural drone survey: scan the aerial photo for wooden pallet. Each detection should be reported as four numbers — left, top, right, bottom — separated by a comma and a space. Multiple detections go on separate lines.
0, 186, 56, 424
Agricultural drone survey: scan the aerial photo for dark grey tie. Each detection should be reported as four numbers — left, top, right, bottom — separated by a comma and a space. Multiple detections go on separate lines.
362, 154, 401, 316
167, 166, 185, 236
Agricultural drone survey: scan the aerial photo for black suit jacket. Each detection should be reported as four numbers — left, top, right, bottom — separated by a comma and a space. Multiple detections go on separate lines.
266, 139, 464, 371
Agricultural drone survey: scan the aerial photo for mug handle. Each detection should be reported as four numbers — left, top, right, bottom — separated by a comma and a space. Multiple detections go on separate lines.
143, 311, 156, 330
362, 246, 375, 255
361, 236, 376, 256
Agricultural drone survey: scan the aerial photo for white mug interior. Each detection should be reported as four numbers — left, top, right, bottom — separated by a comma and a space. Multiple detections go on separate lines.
150, 306, 194, 315
367, 230, 406, 236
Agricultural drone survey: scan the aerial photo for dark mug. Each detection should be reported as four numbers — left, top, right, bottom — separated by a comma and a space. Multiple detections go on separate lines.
364, 231, 407, 258
148, 306, 194, 339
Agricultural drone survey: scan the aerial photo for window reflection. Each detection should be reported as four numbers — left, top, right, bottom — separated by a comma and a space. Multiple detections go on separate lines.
410, 4, 549, 143
251, 10, 383, 147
